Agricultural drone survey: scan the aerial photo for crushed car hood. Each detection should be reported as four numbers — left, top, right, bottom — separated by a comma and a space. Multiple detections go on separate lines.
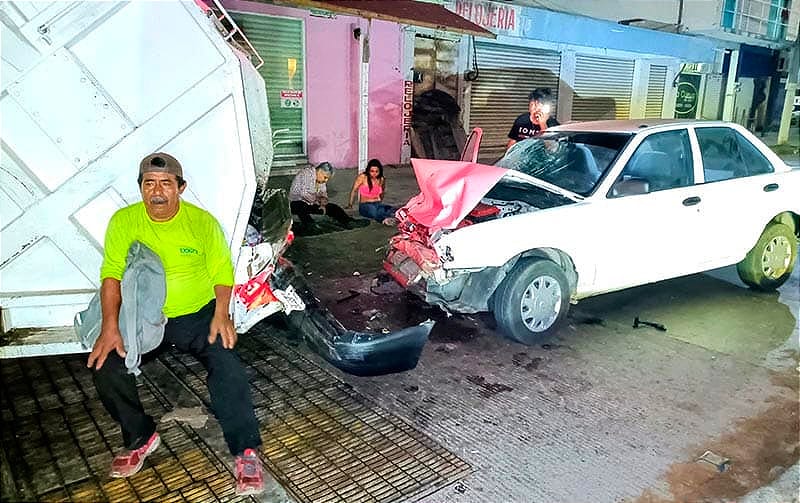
404, 159, 507, 232
404, 158, 578, 232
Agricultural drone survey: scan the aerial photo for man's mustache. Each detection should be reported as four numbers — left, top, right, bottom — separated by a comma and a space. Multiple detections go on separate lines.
149, 196, 168, 205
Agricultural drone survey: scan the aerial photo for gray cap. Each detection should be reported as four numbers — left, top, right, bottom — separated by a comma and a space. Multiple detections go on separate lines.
139, 152, 183, 178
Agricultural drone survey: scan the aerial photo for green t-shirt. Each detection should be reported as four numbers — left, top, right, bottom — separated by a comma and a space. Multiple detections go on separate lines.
100, 201, 234, 318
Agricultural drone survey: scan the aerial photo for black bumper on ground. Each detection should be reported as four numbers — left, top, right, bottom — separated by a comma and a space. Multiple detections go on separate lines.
275, 261, 434, 377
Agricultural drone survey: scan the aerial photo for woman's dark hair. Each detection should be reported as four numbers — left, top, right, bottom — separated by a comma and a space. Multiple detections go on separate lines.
365, 158, 383, 190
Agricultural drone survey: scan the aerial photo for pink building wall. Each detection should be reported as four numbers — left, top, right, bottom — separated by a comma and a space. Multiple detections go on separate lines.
366, 21, 403, 166
223, 0, 403, 167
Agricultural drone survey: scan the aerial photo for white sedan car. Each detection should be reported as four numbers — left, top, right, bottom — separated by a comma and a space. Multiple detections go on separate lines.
385, 120, 800, 344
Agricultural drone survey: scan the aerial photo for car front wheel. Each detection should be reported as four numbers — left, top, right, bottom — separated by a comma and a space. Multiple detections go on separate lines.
736, 222, 797, 291
491, 258, 571, 345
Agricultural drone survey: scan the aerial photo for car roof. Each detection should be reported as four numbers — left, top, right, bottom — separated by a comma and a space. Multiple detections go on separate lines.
548, 119, 731, 134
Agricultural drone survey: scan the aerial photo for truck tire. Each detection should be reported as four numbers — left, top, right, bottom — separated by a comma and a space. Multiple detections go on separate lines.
736, 222, 797, 291
491, 258, 570, 345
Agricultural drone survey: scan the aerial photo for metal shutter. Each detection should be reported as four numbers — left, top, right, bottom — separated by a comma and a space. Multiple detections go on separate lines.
572, 55, 634, 121
468, 42, 560, 161
232, 13, 306, 162
645, 65, 667, 118
701, 74, 724, 119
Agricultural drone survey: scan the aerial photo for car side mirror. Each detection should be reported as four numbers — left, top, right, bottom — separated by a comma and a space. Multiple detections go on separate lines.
610, 178, 650, 197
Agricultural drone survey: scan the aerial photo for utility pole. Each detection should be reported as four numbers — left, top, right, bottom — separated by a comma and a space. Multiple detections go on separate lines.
777, 38, 799, 145
722, 49, 740, 121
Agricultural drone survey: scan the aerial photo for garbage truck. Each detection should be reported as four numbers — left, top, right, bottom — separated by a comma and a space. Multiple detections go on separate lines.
0, 0, 431, 375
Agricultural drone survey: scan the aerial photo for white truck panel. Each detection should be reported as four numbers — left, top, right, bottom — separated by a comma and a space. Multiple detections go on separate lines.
8, 48, 135, 171
0, 1, 268, 337
0, 147, 45, 223
0, 18, 38, 89
1, 96, 78, 190
70, 1, 226, 126
4, 2, 120, 61
2, 237, 96, 292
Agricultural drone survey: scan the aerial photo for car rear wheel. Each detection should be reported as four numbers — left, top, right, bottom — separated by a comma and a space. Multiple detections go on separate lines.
491, 259, 570, 345
736, 222, 797, 291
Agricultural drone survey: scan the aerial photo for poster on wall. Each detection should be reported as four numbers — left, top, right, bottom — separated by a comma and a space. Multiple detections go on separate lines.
675, 74, 701, 118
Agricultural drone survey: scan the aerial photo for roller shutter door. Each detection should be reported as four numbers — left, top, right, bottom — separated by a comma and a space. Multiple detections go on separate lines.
572, 55, 634, 121
468, 42, 560, 161
232, 13, 306, 163
701, 74, 724, 119
645, 65, 667, 118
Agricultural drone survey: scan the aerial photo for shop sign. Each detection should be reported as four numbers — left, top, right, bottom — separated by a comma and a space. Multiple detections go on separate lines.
280, 90, 303, 108
402, 80, 414, 148
675, 74, 701, 118
447, 0, 520, 36
682, 62, 712, 74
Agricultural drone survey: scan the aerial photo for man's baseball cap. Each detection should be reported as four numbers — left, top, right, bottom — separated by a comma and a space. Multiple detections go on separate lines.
139, 152, 183, 178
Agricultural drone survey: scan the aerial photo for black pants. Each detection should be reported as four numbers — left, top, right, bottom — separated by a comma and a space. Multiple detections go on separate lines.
290, 200, 351, 226
92, 301, 260, 456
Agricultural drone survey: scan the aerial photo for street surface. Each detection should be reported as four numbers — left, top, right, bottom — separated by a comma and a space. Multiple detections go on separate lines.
283, 164, 799, 502
300, 264, 798, 502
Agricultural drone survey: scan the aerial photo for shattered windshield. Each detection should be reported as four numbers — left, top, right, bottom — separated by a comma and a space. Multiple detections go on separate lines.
496, 131, 632, 196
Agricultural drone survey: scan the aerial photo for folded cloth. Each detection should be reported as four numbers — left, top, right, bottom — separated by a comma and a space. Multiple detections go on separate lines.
74, 241, 167, 375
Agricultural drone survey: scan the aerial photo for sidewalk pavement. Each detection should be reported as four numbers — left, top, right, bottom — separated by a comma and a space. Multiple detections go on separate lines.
758, 125, 799, 148
758, 127, 799, 166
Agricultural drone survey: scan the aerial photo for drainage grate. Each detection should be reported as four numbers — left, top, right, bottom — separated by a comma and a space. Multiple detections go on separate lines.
1, 332, 470, 503
158, 332, 472, 503
0, 356, 249, 502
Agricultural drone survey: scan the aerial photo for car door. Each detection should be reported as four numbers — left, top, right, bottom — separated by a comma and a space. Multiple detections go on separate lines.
460, 127, 483, 163
591, 128, 705, 292
690, 125, 784, 268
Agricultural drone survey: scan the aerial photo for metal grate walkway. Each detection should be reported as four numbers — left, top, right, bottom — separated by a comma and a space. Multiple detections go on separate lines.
1, 331, 470, 503
160, 331, 471, 503
1, 355, 248, 502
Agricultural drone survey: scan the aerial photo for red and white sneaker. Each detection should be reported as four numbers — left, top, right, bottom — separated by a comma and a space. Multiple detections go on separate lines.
235, 448, 264, 496
109, 432, 160, 478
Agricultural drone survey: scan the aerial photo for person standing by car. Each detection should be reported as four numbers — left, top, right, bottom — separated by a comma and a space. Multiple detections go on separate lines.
87, 153, 265, 496
347, 158, 398, 226
289, 161, 368, 233
506, 88, 560, 150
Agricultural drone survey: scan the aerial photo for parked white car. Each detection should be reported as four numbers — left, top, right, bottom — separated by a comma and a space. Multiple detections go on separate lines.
385, 120, 800, 344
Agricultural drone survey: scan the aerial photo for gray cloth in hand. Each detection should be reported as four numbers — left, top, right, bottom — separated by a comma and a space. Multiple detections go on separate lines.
74, 241, 167, 375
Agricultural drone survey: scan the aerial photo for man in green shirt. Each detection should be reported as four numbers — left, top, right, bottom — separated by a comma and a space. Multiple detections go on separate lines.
87, 153, 264, 495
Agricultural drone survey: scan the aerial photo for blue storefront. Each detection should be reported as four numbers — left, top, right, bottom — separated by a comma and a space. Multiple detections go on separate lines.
453, 0, 718, 158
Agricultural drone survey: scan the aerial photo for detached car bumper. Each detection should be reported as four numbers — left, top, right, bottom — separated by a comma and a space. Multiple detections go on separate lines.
240, 189, 434, 376
278, 261, 434, 377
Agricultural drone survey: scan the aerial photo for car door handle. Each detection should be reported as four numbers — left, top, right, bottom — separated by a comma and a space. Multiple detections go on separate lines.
682, 196, 701, 206
763, 183, 779, 192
